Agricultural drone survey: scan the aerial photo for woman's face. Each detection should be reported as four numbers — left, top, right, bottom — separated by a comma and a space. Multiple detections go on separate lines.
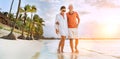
61, 8, 66, 13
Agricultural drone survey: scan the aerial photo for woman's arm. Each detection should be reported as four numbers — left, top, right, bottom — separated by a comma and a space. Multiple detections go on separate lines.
55, 15, 59, 34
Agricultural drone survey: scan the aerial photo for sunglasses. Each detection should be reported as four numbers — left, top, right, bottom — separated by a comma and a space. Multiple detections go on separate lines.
61, 9, 66, 12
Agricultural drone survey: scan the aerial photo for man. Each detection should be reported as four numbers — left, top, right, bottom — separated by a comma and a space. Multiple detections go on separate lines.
55, 6, 68, 53
67, 4, 80, 53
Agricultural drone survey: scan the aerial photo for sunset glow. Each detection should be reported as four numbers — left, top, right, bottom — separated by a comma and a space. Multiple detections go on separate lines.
101, 24, 118, 37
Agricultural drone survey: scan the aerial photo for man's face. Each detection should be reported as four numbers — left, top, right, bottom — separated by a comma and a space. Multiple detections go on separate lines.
69, 5, 73, 11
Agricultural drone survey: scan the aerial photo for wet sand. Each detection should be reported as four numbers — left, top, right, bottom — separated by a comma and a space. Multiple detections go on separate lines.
0, 39, 120, 59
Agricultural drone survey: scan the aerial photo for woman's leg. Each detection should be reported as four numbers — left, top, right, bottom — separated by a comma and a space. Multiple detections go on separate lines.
61, 36, 66, 52
57, 36, 66, 53
57, 38, 62, 53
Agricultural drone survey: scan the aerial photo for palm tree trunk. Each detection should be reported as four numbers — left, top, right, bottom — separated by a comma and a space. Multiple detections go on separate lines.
29, 13, 34, 40
1, 0, 21, 40
7, 0, 21, 40
11, 0, 21, 33
23, 12, 27, 36
9, 0, 14, 14
18, 12, 26, 39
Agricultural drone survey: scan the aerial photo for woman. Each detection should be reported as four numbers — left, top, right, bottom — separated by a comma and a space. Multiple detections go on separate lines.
55, 6, 68, 53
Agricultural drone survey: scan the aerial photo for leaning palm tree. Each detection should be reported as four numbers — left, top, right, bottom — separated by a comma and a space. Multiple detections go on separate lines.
2, 0, 21, 40
9, 0, 14, 14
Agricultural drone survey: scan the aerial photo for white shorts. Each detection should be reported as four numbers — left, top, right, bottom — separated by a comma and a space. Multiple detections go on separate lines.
68, 28, 78, 39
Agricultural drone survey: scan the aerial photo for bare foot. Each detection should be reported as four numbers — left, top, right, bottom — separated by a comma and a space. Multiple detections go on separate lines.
71, 50, 74, 53
75, 49, 79, 53
61, 50, 64, 53
57, 49, 60, 53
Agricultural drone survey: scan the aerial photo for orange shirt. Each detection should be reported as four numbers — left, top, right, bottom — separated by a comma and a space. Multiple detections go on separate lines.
67, 11, 79, 28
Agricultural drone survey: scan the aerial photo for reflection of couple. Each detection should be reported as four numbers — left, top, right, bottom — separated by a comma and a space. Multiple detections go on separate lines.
55, 4, 80, 53
57, 53, 78, 59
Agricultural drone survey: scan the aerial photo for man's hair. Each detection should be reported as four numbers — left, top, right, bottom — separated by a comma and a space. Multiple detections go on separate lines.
60, 6, 66, 10
68, 4, 73, 9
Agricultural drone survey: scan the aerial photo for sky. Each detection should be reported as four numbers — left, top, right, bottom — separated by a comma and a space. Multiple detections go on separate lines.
0, 0, 120, 38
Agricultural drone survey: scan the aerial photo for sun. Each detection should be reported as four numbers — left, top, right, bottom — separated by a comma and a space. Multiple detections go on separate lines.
101, 24, 118, 37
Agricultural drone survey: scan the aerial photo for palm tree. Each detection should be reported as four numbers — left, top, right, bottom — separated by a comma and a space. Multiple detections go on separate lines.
29, 5, 37, 40
9, 0, 14, 14
8, 0, 14, 24
25, 17, 31, 39
17, 14, 25, 39
33, 14, 44, 40
26, 5, 37, 40
18, 5, 31, 39
17, 7, 25, 39
2, 0, 21, 40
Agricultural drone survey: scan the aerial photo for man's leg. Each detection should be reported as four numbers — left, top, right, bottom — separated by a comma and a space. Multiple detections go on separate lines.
61, 36, 66, 52
70, 38, 74, 53
75, 39, 79, 53
74, 28, 79, 53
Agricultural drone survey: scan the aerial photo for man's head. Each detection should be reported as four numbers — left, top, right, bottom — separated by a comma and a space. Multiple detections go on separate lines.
68, 4, 73, 12
60, 6, 66, 13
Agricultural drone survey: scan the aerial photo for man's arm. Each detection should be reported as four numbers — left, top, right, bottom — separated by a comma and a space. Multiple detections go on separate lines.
76, 12, 80, 27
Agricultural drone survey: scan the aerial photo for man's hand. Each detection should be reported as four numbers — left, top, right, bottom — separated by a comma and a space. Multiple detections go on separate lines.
56, 29, 59, 34
77, 23, 79, 28
56, 22, 59, 25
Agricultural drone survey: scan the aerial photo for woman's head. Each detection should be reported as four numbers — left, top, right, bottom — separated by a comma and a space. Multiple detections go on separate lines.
60, 6, 66, 12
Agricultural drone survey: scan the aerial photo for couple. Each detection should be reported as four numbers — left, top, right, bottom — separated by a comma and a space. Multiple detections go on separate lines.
55, 4, 80, 53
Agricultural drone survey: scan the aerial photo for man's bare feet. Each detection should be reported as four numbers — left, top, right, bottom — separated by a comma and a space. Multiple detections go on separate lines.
75, 49, 79, 53
61, 50, 64, 53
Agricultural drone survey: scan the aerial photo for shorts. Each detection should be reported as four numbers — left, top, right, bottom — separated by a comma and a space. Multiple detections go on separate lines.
68, 28, 78, 39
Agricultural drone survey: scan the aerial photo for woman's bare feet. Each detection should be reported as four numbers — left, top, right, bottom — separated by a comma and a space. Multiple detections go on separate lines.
71, 50, 74, 53
57, 49, 61, 53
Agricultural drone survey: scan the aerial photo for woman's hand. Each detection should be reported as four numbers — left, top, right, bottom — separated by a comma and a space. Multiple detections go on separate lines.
56, 29, 59, 34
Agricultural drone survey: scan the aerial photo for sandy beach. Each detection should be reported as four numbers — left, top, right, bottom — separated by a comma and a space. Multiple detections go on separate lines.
0, 39, 42, 59
0, 29, 120, 59
1, 38, 120, 59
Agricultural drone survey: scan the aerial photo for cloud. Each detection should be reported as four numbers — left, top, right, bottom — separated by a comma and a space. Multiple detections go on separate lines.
84, 0, 120, 8
38, 0, 67, 3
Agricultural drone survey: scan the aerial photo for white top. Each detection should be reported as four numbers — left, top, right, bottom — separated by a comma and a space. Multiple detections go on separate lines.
55, 13, 68, 36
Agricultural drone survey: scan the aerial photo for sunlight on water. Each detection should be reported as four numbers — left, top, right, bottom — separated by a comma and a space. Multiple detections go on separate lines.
33, 40, 120, 59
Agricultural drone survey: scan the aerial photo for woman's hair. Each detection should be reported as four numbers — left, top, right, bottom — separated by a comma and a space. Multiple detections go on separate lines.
60, 6, 66, 10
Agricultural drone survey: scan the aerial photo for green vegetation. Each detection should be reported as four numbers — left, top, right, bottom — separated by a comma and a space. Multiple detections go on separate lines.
0, 25, 3, 29
1, 0, 44, 40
